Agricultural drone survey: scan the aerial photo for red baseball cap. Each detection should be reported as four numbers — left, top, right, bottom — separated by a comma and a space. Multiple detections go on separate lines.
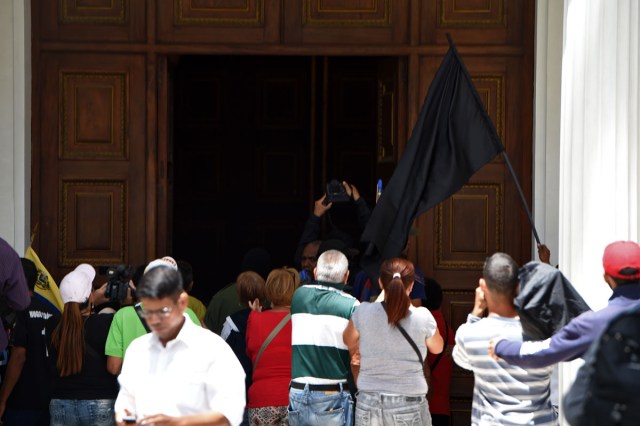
602, 241, 640, 280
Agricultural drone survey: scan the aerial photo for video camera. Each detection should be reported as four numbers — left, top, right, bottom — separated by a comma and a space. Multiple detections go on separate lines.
323, 179, 351, 205
98, 265, 135, 303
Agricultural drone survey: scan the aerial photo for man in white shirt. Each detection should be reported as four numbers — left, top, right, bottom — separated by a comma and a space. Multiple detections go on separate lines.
114, 260, 246, 426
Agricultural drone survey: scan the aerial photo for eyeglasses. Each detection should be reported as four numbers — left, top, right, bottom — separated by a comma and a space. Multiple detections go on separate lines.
136, 303, 174, 319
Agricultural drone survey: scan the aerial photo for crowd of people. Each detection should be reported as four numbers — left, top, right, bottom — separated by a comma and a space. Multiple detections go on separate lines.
0, 186, 638, 425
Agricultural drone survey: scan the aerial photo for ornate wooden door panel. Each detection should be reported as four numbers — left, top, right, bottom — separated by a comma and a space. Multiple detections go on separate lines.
36, 53, 147, 277
157, 0, 281, 44
38, 0, 145, 42
284, 0, 409, 45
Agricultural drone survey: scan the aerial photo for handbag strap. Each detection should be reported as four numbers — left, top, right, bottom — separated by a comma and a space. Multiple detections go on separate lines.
253, 313, 291, 370
429, 317, 449, 372
381, 302, 428, 378
396, 323, 427, 369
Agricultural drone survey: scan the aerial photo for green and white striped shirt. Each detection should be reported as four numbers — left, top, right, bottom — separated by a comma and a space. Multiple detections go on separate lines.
290, 282, 359, 384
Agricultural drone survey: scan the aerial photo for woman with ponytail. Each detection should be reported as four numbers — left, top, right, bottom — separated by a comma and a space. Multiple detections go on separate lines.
46, 264, 118, 426
343, 258, 443, 425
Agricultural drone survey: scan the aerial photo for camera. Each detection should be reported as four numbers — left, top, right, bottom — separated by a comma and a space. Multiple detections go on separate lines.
324, 179, 351, 204
98, 265, 135, 303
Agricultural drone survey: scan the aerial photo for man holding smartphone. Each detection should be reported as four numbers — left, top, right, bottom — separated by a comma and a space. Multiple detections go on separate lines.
114, 259, 245, 426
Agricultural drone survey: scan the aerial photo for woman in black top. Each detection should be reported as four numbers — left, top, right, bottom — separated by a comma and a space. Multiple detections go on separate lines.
46, 264, 118, 426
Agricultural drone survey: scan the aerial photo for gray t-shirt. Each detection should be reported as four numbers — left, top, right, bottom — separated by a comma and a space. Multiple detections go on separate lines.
352, 302, 437, 395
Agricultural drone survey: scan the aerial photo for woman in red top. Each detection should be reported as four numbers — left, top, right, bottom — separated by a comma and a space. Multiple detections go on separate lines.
245, 267, 299, 426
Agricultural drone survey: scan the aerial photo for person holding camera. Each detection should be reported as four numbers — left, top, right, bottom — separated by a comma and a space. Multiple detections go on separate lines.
294, 181, 371, 283
104, 257, 201, 375
45, 264, 119, 426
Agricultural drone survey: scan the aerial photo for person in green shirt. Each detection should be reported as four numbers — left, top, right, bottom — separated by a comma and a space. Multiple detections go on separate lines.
104, 257, 201, 375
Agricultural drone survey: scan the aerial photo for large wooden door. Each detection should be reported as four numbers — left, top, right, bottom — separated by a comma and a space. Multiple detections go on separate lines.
36, 53, 148, 276
31, 1, 535, 423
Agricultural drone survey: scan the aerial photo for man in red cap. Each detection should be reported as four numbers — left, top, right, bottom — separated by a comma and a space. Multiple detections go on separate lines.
489, 240, 640, 368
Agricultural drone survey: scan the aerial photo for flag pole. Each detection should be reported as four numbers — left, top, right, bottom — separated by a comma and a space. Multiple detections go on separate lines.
502, 152, 541, 245
30, 222, 39, 245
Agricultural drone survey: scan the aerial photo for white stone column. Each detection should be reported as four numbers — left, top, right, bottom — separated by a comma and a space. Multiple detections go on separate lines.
533, 0, 564, 265
534, 0, 565, 409
557, 0, 640, 423
0, 0, 31, 252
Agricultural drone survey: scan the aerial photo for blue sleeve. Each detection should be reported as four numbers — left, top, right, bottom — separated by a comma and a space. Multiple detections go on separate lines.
495, 312, 597, 368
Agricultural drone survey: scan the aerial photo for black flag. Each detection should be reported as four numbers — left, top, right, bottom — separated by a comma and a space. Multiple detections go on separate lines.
360, 42, 505, 279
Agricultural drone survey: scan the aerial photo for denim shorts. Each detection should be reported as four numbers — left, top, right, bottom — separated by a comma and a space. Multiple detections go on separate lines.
288, 383, 353, 426
49, 399, 115, 426
355, 391, 431, 426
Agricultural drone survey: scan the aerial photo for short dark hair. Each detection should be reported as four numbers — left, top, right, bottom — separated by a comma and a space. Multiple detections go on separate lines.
483, 253, 519, 297
20, 258, 38, 291
423, 278, 443, 310
137, 267, 183, 300
131, 264, 147, 287
177, 260, 193, 287
612, 276, 640, 287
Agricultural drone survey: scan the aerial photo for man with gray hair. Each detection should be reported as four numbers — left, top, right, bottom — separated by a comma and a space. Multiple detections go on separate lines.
288, 249, 359, 426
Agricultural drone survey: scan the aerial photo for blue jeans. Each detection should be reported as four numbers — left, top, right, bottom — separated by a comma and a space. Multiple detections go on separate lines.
355, 391, 431, 426
288, 383, 353, 426
49, 399, 115, 426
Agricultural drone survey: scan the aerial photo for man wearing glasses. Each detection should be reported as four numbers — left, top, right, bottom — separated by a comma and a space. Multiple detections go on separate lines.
114, 261, 245, 426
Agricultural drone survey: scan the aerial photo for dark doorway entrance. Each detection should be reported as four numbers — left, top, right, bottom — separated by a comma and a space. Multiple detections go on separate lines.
171, 55, 398, 304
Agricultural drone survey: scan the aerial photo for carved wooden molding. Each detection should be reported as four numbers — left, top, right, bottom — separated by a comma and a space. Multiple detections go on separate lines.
59, 180, 127, 266
174, 0, 264, 25
435, 183, 502, 269
60, 72, 127, 160
439, 0, 506, 26
472, 75, 505, 144
303, 0, 391, 26
60, 0, 127, 24
377, 80, 395, 163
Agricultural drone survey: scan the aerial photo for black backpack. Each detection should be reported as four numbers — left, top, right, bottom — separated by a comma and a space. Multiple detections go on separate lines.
563, 303, 640, 426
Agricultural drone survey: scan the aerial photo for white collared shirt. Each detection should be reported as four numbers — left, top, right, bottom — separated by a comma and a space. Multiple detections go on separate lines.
114, 314, 246, 425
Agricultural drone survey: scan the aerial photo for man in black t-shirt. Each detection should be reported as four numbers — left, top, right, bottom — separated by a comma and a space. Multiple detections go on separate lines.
0, 258, 59, 426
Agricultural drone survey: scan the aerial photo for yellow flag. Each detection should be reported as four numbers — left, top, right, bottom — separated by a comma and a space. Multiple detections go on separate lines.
24, 246, 64, 313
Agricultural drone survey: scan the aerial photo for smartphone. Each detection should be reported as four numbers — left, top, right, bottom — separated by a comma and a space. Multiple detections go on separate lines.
122, 415, 136, 424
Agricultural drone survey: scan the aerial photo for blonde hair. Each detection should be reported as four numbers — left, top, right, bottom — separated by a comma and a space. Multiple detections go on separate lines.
265, 267, 300, 306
